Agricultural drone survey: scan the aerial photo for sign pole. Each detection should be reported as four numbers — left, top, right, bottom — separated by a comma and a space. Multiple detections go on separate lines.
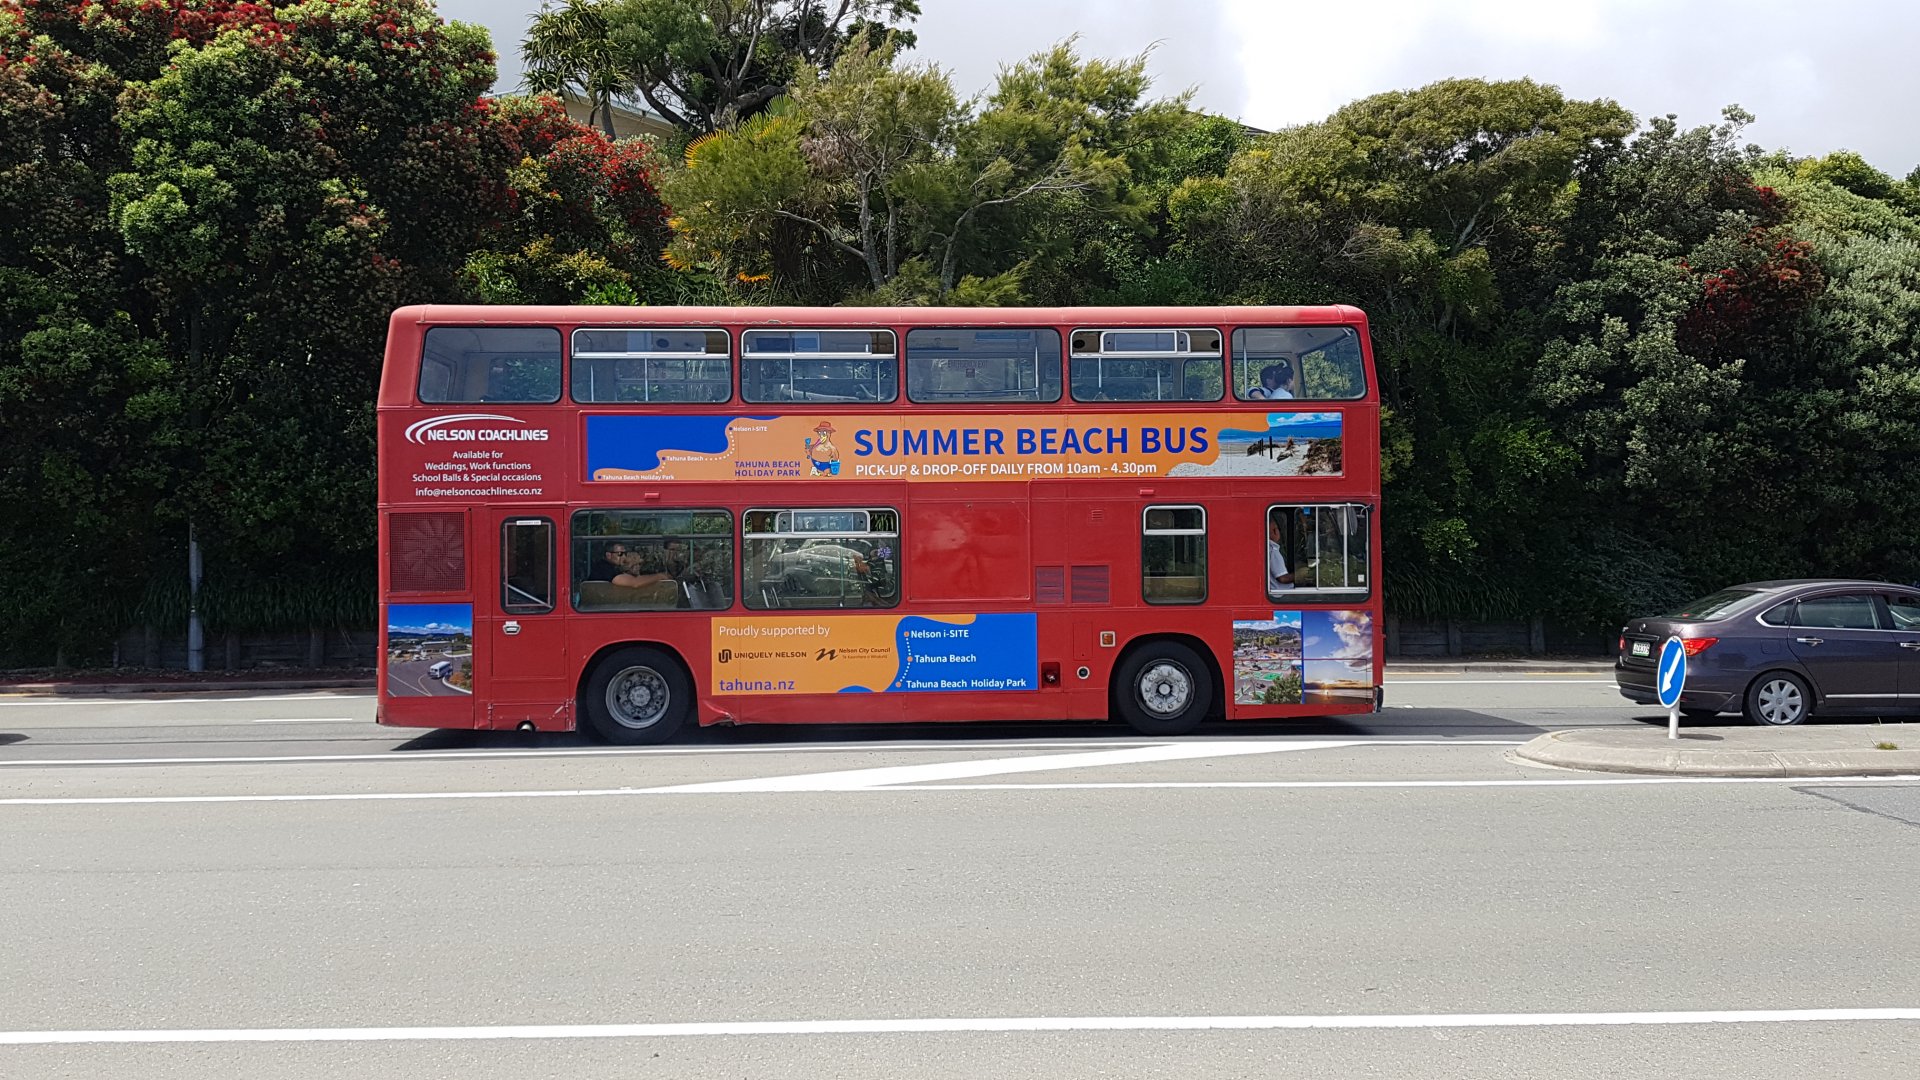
1669, 701, 1679, 740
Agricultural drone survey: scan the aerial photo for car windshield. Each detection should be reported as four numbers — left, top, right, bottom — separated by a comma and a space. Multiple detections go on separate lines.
1660, 588, 1762, 621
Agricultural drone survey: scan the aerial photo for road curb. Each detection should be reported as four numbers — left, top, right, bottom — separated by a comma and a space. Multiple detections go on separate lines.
0, 678, 374, 697
1514, 728, 1920, 777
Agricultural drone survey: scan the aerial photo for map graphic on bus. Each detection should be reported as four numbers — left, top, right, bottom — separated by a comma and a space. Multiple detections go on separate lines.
712, 613, 1037, 695
586, 412, 1343, 483
386, 603, 474, 698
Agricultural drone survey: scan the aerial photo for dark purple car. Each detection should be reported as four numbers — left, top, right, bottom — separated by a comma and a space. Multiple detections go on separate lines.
1616, 580, 1920, 725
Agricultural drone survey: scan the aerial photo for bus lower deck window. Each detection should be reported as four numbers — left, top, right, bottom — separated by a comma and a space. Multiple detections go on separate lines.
1266, 504, 1370, 599
744, 508, 900, 610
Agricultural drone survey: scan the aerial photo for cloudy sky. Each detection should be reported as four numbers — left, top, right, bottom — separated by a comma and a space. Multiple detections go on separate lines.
445, 0, 1919, 173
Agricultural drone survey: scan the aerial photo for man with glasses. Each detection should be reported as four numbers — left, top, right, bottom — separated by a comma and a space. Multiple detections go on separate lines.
585, 542, 674, 590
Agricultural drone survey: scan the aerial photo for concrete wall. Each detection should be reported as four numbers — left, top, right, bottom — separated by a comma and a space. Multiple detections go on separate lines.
112, 627, 376, 671
1385, 616, 1612, 657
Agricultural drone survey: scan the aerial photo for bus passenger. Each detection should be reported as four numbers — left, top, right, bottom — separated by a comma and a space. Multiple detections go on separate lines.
1267, 517, 1296, 592
1247, 362, 1296, 400
587, 543, 674, 590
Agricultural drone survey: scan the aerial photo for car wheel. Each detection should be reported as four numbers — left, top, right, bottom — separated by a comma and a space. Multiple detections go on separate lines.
1744, 672, 1810, 726
582, 646, 691, 744
1113, 641, 1213, 736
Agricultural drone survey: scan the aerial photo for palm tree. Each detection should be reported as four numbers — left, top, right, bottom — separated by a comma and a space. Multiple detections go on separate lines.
522, 0, 627, 139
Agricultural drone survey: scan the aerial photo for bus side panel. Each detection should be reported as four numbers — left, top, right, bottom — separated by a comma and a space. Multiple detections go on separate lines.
377, 506, 479, 730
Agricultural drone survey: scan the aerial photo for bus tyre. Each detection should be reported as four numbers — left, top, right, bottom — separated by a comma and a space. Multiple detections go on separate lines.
583, 646, 692, 745
1114, 641, 1213, 736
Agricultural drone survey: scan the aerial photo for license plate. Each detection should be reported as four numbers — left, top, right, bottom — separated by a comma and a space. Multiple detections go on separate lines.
1630, 641, 1651, 658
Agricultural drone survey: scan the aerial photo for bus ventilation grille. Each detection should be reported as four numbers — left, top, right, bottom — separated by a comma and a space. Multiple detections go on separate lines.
1035, 565, 1066, 604
389, 511, 466, 593
1070, 565, 1110, 605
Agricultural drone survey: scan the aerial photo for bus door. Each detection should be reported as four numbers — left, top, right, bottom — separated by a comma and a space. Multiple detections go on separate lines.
486, 511, 572, 731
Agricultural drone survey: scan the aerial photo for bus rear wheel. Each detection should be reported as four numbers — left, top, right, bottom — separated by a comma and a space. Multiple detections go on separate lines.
582, 646, 691, 745
1113, 641, 1213, 736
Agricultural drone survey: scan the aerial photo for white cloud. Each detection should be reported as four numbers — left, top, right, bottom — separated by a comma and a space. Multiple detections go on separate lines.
439, 0, 1919, 172
1223, 0, 1918, 171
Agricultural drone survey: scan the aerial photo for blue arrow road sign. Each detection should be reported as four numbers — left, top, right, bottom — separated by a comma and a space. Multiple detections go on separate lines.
1657, 636, 1687, 709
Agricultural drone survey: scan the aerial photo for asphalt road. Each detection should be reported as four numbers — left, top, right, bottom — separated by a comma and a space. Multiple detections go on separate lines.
3, 674, 1916, 1078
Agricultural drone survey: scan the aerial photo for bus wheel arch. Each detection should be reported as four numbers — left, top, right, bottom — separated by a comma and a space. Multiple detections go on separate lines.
1110, 634, 1222, 736
578, 642, 694, 744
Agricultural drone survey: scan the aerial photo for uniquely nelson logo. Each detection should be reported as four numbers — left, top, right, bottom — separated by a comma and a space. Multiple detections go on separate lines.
404, 414, 551, 445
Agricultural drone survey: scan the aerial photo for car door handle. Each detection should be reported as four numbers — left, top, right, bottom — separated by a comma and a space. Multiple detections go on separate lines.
1901, 641, 1920, 651
1795, 637, 1824, 646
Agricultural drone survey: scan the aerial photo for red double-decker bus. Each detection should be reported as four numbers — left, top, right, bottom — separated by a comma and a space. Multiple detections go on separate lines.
377, 305, 1381, 743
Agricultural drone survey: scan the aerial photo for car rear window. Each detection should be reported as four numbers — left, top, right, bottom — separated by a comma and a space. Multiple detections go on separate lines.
1661, 588, 1762, 621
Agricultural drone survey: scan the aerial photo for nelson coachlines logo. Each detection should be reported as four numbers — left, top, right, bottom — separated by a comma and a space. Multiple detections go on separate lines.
404, 414, 551, 445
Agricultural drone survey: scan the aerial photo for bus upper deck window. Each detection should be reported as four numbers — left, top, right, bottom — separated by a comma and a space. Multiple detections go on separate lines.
1069, 327, 1224, 403
743, 329, 897, 403
1232, 327, 1367, 402
571, 328, 731, 404
905, 328, 1063, 404
419, 327, 562, 404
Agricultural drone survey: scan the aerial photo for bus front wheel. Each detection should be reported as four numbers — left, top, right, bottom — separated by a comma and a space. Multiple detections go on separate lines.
582, 646, 692, 744
1113, 641, 1213, 736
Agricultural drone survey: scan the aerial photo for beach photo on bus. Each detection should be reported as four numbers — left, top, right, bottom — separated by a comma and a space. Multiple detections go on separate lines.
1179, 412, 1343, 478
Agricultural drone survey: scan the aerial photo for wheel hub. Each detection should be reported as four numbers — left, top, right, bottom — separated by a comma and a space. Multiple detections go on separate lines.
1757, 679, 1803, 725
607, 666, 669, 729
1139, 661, 1194, 718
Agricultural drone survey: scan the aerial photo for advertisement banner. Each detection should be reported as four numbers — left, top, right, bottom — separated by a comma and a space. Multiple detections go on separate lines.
1233, 608, 1374, 706
711, 613, 1038, 695
588, 412, 1342, 483
389, 412, 562, 501
385, 603, 475, 698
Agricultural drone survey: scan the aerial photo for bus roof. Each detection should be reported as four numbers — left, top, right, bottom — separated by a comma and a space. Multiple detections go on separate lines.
388, 304, 1369, 329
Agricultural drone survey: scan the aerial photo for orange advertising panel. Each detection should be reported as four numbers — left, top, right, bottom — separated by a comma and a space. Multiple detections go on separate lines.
711, 613, 1039, 696
586, 412, 1343, 483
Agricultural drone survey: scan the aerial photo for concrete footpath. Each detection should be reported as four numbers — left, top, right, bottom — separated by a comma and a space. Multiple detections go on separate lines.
1517, 724, 1920, 777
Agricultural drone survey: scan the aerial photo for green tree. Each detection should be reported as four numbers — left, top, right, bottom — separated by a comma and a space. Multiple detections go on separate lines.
1165, 79, 1635, 621
523, 0, 629, 137
659, 36, 1189, 300
0, 0, 671, 664
585, 0, 920, 133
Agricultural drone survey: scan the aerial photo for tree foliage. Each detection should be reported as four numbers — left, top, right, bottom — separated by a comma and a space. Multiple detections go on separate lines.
0, 0, 670, 663
526, 0, 920, 135
10, 7, 1920, 664
659, 36, 1191, 301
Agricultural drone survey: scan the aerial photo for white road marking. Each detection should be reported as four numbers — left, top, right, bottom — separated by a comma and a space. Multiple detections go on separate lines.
0, 693, 374, 706
1386, 679, 1615, 685
0, 738, 1525, 769
647, 741, 1366, 793
906, 776, 1920, 790
0, 741, 1168, 767
250, 718, 359, 724
3, 1008, 1916, 1044
3, 772, 1915, 806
